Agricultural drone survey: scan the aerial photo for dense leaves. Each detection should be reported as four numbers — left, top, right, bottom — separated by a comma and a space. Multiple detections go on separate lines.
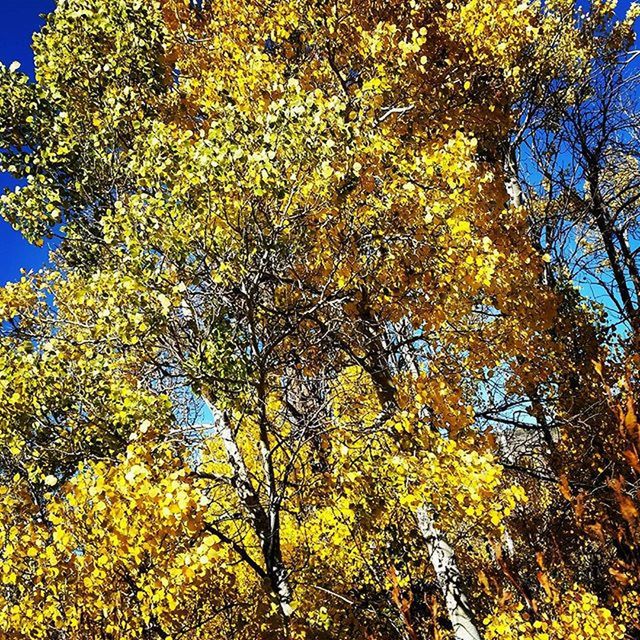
1, 0, 640, 638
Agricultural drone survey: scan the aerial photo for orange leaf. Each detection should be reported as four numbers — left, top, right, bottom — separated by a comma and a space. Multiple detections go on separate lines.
558, 474, 572, 501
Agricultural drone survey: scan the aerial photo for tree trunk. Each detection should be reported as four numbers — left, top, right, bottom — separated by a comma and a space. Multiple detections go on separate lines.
588, 174, 640, 332
204, 398, 294, 626
417, 506, 483, 640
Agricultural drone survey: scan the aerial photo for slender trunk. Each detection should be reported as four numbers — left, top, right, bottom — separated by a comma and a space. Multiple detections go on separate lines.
503, 146, 560, 452
204, 398, 294, 625
352, 307, 483, 640
417, 507, 482, 640
614, 225, 640, 303
588, 175, 640, 332
504, 147, 555, 287
505, 170, 524, 208
272, 562, 294, 617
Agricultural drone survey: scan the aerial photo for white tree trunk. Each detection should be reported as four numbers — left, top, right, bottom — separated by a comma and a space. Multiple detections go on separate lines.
417, 506, 482, 640
205, 400, 294, 622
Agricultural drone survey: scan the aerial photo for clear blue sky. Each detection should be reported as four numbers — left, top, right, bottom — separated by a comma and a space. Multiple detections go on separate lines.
0, 1, 55, 286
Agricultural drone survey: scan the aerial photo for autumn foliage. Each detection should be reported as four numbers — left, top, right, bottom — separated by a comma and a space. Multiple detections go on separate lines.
1, 0, 640, 638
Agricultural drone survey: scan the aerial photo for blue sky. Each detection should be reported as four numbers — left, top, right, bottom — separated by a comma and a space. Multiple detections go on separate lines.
0, 1, 55, 286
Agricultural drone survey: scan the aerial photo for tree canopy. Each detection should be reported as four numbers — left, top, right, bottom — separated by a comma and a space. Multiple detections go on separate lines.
1, 0, 640, 638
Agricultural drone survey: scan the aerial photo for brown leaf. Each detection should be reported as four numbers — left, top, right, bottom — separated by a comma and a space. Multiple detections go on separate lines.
610, 476, 639, 526
537, 570, 554, 599
558, 474, 572, 502
623, 447, 640, 474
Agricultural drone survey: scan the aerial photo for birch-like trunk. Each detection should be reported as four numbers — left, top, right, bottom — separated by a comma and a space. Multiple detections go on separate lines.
417, 506, 482, 640
204, 399, 294, 624
353, 304, 483, 640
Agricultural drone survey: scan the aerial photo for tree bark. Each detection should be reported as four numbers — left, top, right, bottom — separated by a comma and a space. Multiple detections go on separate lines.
417, 507, 483, 640
588, 172, 640, 332
204, 398, 294, 625
351, 314, 484, 640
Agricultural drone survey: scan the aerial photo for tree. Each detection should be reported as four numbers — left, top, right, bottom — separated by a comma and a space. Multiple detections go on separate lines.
0, 0, 639, 638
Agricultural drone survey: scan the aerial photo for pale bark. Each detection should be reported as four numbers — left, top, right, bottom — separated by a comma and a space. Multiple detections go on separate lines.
204, 398, 294, 623
354, 310, 484, 640
417, 506, 483, 640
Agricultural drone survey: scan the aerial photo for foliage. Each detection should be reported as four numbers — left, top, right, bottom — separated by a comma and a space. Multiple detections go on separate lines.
0, 0, 639, 638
